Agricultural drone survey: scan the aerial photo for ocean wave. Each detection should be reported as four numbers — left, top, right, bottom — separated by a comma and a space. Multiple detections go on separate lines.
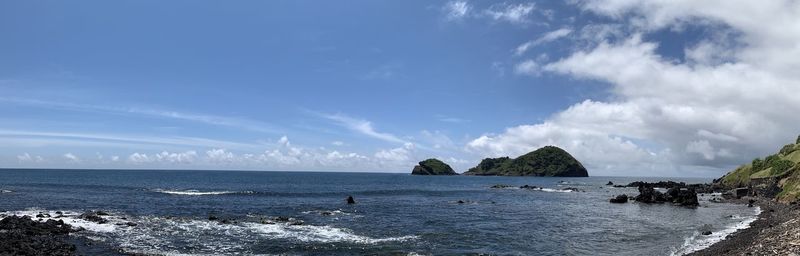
243, 222, 417, 244
0, 189, 12, 193
669, 206, 762, 255
152, 189, 250, 196
1, 208, 416, 254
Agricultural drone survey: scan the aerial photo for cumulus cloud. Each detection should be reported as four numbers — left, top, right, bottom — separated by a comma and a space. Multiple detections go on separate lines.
374, 142, 416, 166
63, 153, 80, 163
470, 0, 800, 176
514, 59, 540, 76
127, 150, 197, 164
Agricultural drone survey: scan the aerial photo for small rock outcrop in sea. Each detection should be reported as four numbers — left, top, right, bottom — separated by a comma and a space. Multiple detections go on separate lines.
346, 196, 356, 204
78, 211, 109, 224
490, 184, 516, 189
631, 183, 699, 207
411, 158, 458, 175
463, 146, 588, 177
613, 181, 717, 194
606, 181, 614, 186
609, 194, 629, 203
0, 215, 76, 255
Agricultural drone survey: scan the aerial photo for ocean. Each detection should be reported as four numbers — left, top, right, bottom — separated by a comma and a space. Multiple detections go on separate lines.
0, 169, 759, 255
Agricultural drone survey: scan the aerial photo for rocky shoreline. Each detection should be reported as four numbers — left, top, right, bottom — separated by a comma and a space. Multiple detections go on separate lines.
689, 197, 800, 255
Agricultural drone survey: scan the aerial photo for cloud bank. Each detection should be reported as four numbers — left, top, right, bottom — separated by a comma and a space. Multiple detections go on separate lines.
472, 0, 800, 176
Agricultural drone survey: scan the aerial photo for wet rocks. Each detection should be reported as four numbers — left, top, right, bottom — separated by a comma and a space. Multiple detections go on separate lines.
490, 184, 516, 189
79, 211, 109, 224
702, 231, 713, 236
346, 196, 356, 204
609, 194, 629, 203
606, 181, 614, 186
0, 215, 76, 255
632, 184, 699, 207
614, 181, 718, 193
561, 187, 584, 192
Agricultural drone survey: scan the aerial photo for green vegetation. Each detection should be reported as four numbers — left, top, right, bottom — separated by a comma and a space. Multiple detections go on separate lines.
716, 134, 800, 202
777, 163, 800, 202
464, 146, 588, 177
771, 159, 794, 176
411, 158, 458, 175
780, 143, 796, 155
721, 164, 753, 188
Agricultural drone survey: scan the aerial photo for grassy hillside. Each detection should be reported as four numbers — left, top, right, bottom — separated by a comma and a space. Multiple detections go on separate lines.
718, 135, 800, 202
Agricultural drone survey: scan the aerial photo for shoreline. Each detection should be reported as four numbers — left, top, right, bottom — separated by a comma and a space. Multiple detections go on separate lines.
689, 197, 800, 255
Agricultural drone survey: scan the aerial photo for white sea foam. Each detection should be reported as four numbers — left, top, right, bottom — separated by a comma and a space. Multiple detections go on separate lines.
152, 189, 241, 195
0, 209, 123, 233
669, 206, 762, 256
0, 189, 12, 193
1, 208, 417, 254
532, 188, 573, 193
243, 222, 417, 244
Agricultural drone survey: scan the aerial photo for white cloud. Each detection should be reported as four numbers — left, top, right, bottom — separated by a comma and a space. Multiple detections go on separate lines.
473, 0, 800, 176
63, 153, 80, 163
514, 60, 540, 76
331, 141, 345, 146
443, 1, 471, 21
206, 148, 235, 163
17, 153, 43, 163
374, 142, 415, 164
484, 3, 536, 25
0, 98, 279, 133
515, 28, 573, 56
127, 150, 197, 164
319, 113, 408, 144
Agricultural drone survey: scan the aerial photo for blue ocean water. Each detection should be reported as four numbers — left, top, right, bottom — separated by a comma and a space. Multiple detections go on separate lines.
0, 169, 759, 255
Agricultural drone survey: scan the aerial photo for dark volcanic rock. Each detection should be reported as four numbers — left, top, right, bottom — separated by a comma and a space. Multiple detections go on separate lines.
346, 196, 356, 204
463, 146, 588, 177
411, 158, 458, 175
490, 184, 516, 189
79, 211, 109, 224
0, 215, 76, 255
617, 181, 717, 193
606, 181, 614, 186
666, 187, 700, 206
610, 194, 629, 203
632, 183, 699, 207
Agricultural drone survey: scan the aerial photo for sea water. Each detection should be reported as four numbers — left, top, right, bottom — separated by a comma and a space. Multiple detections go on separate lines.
0, 169, 759, 255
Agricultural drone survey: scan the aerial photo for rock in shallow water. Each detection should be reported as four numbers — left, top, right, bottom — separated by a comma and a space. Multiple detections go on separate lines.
609, 194, 629, 203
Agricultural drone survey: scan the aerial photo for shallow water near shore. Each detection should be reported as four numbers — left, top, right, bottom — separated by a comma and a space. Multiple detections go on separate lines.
0, 169, 759, 255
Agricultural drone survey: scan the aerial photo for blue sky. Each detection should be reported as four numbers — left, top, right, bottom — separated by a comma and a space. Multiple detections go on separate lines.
2, 1, 800, 177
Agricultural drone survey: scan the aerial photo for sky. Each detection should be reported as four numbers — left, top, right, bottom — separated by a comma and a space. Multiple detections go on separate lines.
1, 0, 799, 177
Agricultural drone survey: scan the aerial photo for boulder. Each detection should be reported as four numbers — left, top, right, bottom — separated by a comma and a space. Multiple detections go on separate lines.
609, 194, 629, 203
78, 212, 109, 224
606, 181, 614, 186
346, 196, 356, 204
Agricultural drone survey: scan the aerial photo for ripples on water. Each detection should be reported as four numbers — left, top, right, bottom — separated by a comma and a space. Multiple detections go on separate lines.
0, 169, 759, 255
